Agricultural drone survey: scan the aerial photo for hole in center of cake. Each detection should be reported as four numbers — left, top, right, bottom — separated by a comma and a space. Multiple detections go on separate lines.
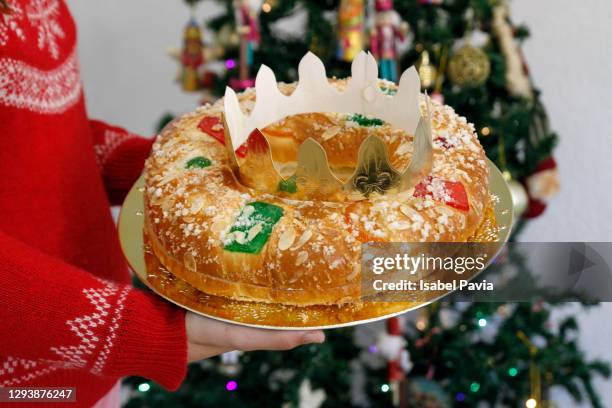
260, 112, 414, 183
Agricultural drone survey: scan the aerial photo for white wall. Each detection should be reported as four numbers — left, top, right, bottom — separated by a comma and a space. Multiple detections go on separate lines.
67, 0, 612, 405
512, 0, 612, 242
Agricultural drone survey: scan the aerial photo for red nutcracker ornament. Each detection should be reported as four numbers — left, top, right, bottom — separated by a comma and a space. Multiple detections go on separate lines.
370, 0, 408, 83
180, 19, 205, 92
377, 317, 408, 407
231, 0, 261, 90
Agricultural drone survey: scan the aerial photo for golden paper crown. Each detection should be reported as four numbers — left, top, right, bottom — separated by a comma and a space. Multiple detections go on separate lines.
222, 51, 432, 201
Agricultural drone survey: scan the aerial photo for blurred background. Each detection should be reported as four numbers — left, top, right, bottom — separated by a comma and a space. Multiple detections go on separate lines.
66, 0, 612, 406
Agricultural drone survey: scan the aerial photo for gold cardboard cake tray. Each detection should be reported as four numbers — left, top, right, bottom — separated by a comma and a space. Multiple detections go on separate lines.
118, 159, 512, 330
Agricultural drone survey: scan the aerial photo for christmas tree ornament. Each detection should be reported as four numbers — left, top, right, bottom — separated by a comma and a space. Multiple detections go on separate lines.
232, 0, 261, 90
218, 351, 243, 376
216, 23, 241, 49
370, 0, 409, 83
469, 27, 491, 49
406, 378, 451, 408
336, 0, 365, 62
179, 18, 205, 92
438, 306, 459, 329
168, 5, 223, 94
430, 91, 444, 104
384, 317, 406, 407
297, 379, 326, 408
523, 157, 559, 218
492, 4, 533, 99
517, 331, 542, 407
447, 44, 491, 87
506, 177, 528, 220
416, 50, 436, 90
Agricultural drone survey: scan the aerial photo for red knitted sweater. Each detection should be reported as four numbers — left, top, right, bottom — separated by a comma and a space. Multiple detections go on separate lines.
0, 1, 187, 406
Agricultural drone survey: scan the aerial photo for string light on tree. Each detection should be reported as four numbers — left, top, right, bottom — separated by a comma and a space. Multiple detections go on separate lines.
261, 0, 279, 12
525, 398, 537, 408
226, 380, 238, 392
138, 383, 151, 392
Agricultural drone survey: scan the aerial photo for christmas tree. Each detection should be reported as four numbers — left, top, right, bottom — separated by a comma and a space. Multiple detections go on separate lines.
126, 1, 608, 407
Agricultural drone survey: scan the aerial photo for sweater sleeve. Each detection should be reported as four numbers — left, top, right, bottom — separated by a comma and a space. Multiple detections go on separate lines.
0, 230, 187, 390
90, 120, 154, 205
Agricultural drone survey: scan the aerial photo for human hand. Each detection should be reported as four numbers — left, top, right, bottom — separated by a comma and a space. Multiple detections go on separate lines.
185, 312, 325, 363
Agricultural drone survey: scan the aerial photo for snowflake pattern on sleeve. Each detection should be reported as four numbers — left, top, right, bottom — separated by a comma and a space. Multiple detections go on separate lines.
0, 1, 26, 46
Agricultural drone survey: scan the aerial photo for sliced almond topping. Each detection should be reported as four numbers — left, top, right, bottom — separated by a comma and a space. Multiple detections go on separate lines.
184, 252, 197, 271
292, 229, 313, 250
190, 197, 205, 214
321, 125, 341, 141
437, 206, 455, 216
295, 250, 308, 266
346, 262, 360, 281
278, 227, 296, 250
396, 141, 411, 156
247, 223, 263, 242
232, 230, 246, 244
400, 204, 421, 221
391, 221, 411, 230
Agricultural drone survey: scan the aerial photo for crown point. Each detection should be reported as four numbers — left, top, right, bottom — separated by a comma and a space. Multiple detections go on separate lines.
400, 112, 433, 191
396, 66, 421, 133
298, 52, 328, 84
398, 66, 420, 92
223, 87, 249, 150
350, 51, 379, 84
255, 64, 278, 89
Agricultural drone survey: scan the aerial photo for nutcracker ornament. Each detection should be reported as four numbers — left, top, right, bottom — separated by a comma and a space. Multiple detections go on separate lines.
180, 19, 205, 92
337, 0, 365, 62
370, 0, 408, 83
376, 317, 409, 407
232, 0, 261, 90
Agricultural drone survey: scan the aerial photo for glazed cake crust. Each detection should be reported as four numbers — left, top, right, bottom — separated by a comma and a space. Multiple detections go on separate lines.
143, 80, 489, 306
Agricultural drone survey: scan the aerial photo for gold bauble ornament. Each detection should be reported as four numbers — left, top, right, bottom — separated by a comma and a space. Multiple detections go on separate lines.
507, 178, 528, 220
447, 45, 491, 86
217, 23, 240, 49
417, 50, 437, 90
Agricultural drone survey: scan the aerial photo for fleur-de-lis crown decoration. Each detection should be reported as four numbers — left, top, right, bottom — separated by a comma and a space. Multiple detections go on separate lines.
222, 51, 433, 201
